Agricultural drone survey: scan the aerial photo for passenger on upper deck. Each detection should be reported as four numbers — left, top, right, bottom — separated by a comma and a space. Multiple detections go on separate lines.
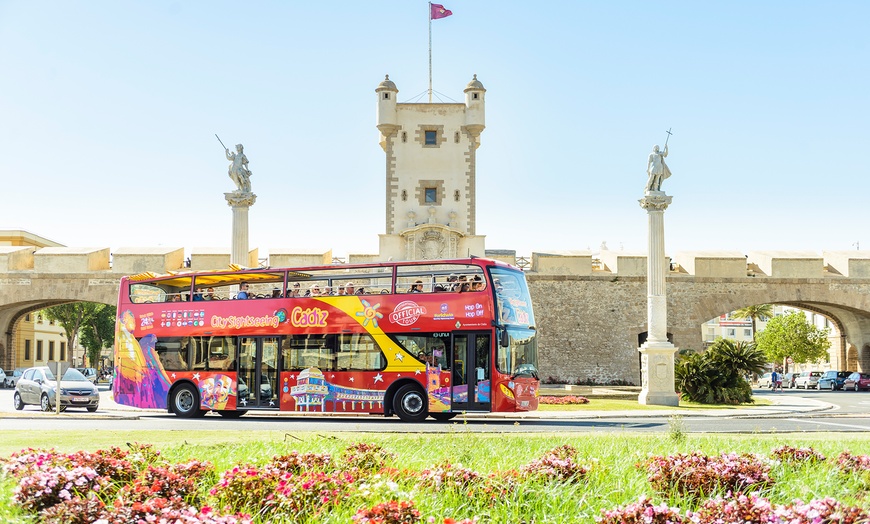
287, 282, 302, 298
345, 282, 357, 295
236, 283, 250, 299
471, 276, 484, 291
307, 284, 321, 297
193, 288, 204, 301
410, 281, 424, 293
205, 287, 216, 300
271, 288, 281, 298
323, 286, 335, 296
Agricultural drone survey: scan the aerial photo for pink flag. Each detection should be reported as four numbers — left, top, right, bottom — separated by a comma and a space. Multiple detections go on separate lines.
430, 3, 452, 20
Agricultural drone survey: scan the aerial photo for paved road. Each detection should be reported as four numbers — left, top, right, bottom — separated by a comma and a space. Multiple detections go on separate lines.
2, 385, 869, 434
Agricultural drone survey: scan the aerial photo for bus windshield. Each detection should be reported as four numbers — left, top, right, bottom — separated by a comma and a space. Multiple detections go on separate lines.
490, 267, 535, 327
497, 328, 538, 378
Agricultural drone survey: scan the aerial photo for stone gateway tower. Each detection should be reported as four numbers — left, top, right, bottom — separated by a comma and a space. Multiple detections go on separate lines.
376, 75, 487, 261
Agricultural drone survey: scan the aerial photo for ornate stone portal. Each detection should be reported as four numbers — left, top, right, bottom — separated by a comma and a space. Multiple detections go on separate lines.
401, 224, 463, 260
637, 168, 679, 406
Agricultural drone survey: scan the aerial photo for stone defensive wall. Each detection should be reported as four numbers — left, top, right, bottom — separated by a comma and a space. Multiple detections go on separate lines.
2, 246, 870, 382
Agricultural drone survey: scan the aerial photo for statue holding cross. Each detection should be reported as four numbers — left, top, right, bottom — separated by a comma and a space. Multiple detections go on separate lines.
645, 128, 673, 193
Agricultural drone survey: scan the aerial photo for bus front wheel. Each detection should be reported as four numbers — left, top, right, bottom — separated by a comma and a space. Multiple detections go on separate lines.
171, 383, 203, 418
392, 384, 428, 422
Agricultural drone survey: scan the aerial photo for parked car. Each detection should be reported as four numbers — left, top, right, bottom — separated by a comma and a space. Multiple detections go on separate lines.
843, 372, 870, 392
794, 371, 822, 389
5, 368, 25, 388
0, 369, 6, 388
818, 370, 853, 391
783, 372, 798, 389
757, 372, 773, 388
13, 366, 100, 412
76, 367, 98, 384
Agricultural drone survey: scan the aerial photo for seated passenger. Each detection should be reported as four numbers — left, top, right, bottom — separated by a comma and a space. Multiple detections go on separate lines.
471, 276, 484, 291
323, 286, 335, 296
287, 282, 302, 298
271, 288, 281, 298
205, 287, 216, 300
193, 288, 204, 301
409, 281, 424, 293
307, 284, 321, 297
236, 282, 250, 299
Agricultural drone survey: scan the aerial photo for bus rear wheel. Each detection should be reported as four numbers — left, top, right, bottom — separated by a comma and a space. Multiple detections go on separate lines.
430, 412, 457, 422
171, 383, 203, 418
393, 384, 428, 422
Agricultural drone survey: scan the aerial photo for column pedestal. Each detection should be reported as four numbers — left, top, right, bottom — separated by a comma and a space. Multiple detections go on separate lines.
225, 191, 256, 266
638, 191, 679, 406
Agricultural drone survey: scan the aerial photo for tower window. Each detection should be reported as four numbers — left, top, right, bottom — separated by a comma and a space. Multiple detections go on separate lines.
401, 190, 407, 201
383, 92, 390, 100
454, 131, 460, 143
425, 188, 437, 203
424, 130, 437, 145
454, 190, 460, 202
473, 93, 479, 100
402, 132, 407, 143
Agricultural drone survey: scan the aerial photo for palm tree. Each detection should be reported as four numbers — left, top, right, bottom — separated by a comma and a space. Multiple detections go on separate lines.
732, 304, 774, 342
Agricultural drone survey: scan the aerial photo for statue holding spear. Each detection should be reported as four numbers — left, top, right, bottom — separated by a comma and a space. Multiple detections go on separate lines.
216, 134, 252, 193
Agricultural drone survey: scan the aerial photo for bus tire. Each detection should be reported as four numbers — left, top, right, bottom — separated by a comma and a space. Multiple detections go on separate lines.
392, 383, 428, 422
430, 412, 457, 422
171, 383, 203, 418
218, 410, 245, 418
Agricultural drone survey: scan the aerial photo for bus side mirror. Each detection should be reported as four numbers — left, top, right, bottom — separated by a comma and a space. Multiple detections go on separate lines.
500, 329, 510, 348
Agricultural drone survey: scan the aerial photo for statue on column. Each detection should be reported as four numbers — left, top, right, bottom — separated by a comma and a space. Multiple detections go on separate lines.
216, 135, 253, 193
226, 144, 252, 193
645, 144, 671, 193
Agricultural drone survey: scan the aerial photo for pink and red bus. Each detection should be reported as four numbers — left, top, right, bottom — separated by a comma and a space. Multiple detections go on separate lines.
113, 258, 539, 422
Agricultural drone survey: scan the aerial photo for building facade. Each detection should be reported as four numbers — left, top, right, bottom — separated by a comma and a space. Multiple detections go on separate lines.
376, 75, 487, 261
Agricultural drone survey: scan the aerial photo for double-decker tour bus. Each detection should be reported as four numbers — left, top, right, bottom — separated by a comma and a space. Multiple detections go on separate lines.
113, 258, 538, 422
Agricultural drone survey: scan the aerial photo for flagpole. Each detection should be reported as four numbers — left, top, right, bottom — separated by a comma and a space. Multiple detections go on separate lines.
428, 2, 433, 103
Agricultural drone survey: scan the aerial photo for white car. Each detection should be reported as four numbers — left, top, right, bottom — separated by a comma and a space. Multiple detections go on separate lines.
794, 371, 822, 389
5, 368, 25, 388
0, 369, 6, 388
757, 372, 773, 388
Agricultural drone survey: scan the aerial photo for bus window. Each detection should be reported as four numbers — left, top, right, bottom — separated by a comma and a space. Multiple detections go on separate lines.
283, 334, 337, 371
336, 333, 385, 371
189, 336, 237, 371
153, 337, 190, 371
393, 334, 448, 370
130, 283, 165, 304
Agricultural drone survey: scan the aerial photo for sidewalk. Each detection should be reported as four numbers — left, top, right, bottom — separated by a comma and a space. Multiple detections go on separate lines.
0, 389, 835, 421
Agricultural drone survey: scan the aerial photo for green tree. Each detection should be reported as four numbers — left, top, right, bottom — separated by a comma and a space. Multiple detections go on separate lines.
675, 339, 766, 404
79, 305, 116, 368
732, 304, 774, 341
755, 310, 831, 366
43, 303, 103, 365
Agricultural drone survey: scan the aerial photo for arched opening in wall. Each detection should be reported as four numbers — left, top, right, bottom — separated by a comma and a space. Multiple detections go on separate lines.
701, 304, 840, 379
8, 301, 117, 376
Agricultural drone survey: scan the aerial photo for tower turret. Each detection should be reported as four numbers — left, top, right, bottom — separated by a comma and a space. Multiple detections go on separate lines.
376, 75, 399, 150
463, 74, 486, 143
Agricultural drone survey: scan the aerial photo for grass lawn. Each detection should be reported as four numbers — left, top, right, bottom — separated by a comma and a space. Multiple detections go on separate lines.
1, 431, 868, 523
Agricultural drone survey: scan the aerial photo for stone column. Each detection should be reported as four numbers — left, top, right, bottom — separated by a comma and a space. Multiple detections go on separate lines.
638, 191, 679, 406
224, 191, 257, 266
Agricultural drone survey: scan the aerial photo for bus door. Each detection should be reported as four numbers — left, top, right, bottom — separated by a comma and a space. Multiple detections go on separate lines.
451, 332, 492, 411
237, 337, 279, 409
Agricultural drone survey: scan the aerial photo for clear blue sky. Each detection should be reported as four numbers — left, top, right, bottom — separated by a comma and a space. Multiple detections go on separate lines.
2, 1, 867, 258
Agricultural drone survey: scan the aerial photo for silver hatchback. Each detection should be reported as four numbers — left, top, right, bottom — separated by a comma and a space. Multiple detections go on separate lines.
13, 366, 100, 412
795, 371, 822, 389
